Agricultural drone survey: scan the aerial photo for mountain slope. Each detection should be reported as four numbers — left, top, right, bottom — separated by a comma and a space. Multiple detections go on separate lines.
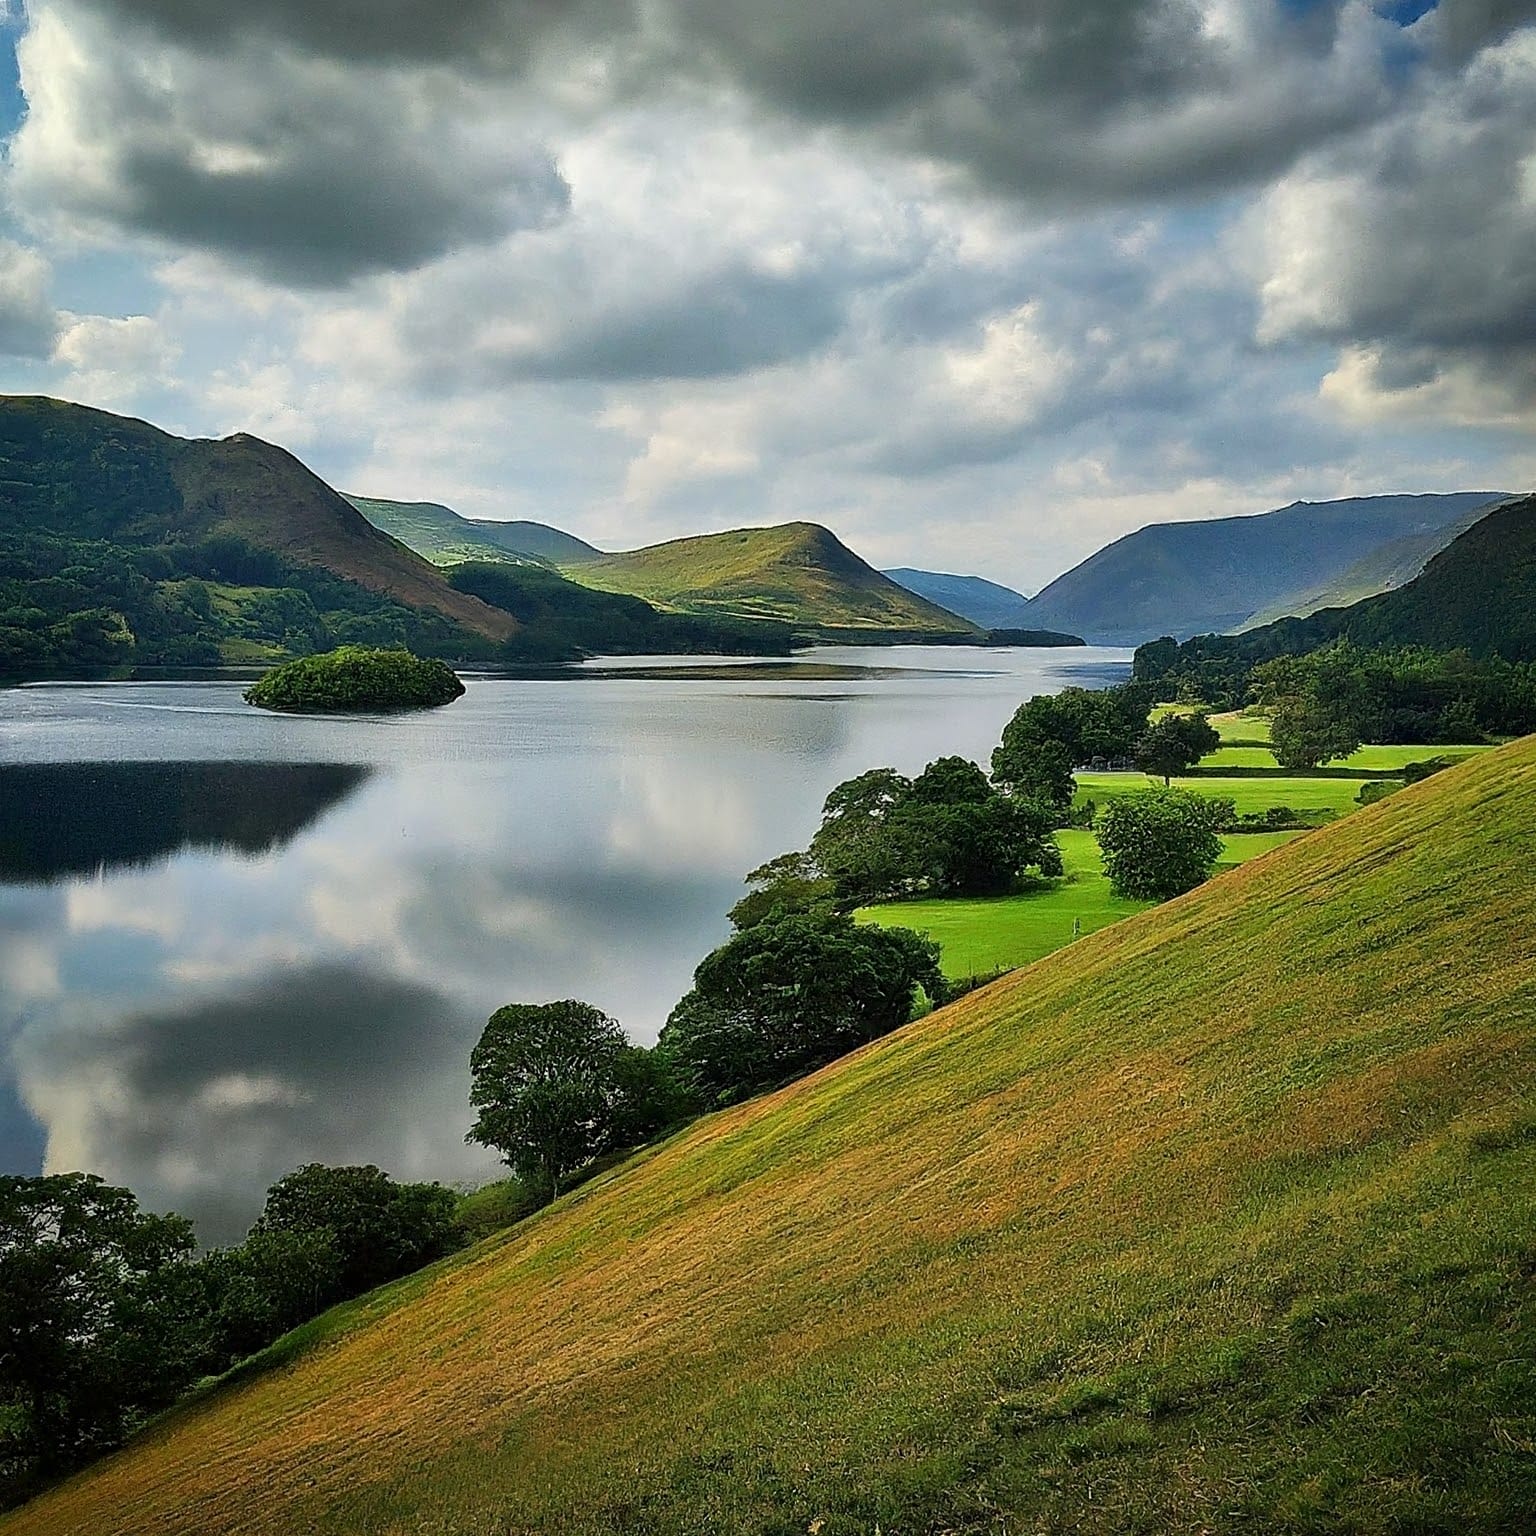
1025, 492, 1507, 644
0, 396, 516, 647
346, 495, 601, 567
1239, 496, 1515, 629
18, 738, 1536, 1535
883, 567, 1035, 628
563, 522, 979, 634
1194, 490, 1536, 664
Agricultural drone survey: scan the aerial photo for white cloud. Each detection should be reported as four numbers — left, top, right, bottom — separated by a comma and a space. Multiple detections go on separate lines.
53, 312, 179, 405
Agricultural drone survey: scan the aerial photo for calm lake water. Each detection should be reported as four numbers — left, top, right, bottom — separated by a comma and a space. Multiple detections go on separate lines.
0, 645, 1129, 1242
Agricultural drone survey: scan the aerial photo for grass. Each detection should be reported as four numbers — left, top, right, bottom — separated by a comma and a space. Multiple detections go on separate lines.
856, 828, 1298, 979
13, 740, 1536, 1535
560, 522, 977, 633
1076, 770, 1368, 816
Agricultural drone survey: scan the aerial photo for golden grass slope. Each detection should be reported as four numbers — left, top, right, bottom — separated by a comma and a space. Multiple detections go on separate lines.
14, 739, 1536, 1534
561, 521, 979, 632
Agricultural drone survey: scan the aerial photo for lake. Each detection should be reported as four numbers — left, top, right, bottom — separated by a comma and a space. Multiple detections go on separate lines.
0, 645, 1129, 1242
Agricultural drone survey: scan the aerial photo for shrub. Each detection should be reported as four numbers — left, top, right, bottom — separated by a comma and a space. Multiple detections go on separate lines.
1095, 789, 1229, 900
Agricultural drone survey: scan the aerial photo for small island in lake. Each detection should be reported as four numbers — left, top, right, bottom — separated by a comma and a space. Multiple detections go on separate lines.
244, 646, 466, 713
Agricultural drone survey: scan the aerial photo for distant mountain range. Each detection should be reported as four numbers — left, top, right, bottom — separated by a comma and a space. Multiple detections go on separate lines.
561, 523, 980, 637
1022, 492, 1508, 644
1213, 490, 1536, 663
0, 398, 785, 673
346, 495, 602, 567
881, 569, 1035, 629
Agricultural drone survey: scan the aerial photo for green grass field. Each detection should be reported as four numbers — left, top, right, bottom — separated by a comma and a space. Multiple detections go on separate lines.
18, 740, 1536, 1535
1076, 770, 1368, 816
857, 827, 1298, 979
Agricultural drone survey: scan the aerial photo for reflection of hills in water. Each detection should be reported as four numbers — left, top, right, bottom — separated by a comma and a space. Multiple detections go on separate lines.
0, 761, 370, 884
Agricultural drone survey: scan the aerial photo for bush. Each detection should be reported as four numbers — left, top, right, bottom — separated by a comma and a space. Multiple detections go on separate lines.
1096, 789, 1229, 900
244, 646, 464, 713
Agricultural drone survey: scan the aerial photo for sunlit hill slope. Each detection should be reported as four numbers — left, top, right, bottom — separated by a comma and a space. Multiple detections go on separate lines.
561, 521, 980, 634
15, 739, 1536, 1534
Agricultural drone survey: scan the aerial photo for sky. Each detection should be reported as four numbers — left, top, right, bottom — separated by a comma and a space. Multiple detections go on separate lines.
0, 0, 1532, 590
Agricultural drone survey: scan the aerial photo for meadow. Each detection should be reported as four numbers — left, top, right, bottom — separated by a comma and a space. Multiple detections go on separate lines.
13, 739, 1536, 1535
857, 827, 1298, 979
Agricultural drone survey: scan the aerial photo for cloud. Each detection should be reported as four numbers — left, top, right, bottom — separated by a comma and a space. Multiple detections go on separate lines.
9, 0, 570, 284
16, 962, 496, 1243
53, 312, 179, 404
1250, 24, 1536, 421
0, 241, 59, 357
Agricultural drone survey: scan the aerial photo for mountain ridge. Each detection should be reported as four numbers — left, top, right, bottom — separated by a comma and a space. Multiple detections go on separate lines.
1024, 491, 1509, 643
346, 494, 602, 567
883, 567, 1036, 628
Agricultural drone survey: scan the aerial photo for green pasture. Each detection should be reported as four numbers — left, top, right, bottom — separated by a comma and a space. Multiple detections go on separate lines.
1076, 771, 1366, 817
858, 826, 1300, 980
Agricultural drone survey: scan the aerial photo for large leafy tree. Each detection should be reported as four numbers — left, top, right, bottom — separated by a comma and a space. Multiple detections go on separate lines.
467, 1001, 634, 1201
1095, 789, 1231, 901
0, 1174, 209, 1498
991, 683, 1154, 813
659, 912, 944, 1104
250, 1163, 460, 1301
1134, 711, 1220, 783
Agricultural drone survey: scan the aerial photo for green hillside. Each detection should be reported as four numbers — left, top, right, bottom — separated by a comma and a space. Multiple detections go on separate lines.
345, 495, 601, 567
561, 522, 979, 635
17, 737, 1536, 1534
1024, 492, 1506, 644
0, 396, 517, 670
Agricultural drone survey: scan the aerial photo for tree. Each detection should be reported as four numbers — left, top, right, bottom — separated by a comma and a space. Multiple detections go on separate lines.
467, 1001, 632, 1201
0, 1174, 209, 1498
888, 795, 1062, 896
659, 912, 944, 1104
729, 850, 837, 930
1269, 695, 1362, 769
1095, 789, 1231, 900
1134, 712, 1220, 783
991, 683, 1154, 814
809, 768, 914, 899
250, 1163, 461, 1301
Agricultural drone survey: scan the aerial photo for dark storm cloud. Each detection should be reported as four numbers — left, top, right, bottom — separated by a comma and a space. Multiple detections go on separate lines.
1252, 20, 1536, 414
1428, 0, 1536, 56
64, 0, 1400, 206
11, 2, 571, 284
78, 0, 625, 68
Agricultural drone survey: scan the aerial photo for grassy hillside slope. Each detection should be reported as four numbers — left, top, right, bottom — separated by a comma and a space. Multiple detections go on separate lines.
346, 495, 601, 567
1024, 492, 1506, 644
563, 522, 979, 634
0, 396, 516, 645
15, 740, 1536, 1534
174, 436, 516, 641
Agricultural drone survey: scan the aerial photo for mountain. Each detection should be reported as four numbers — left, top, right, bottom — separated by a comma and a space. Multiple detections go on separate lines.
1217, 489, 1536, 662
1023, 492, 1508, 644
18, 739, 1536, 1535
1238, 496, 1516, 630
0, 396, 517, 668
883, 567, 1035, 628
345, 495, 601, 567
562, 522, 979, 636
